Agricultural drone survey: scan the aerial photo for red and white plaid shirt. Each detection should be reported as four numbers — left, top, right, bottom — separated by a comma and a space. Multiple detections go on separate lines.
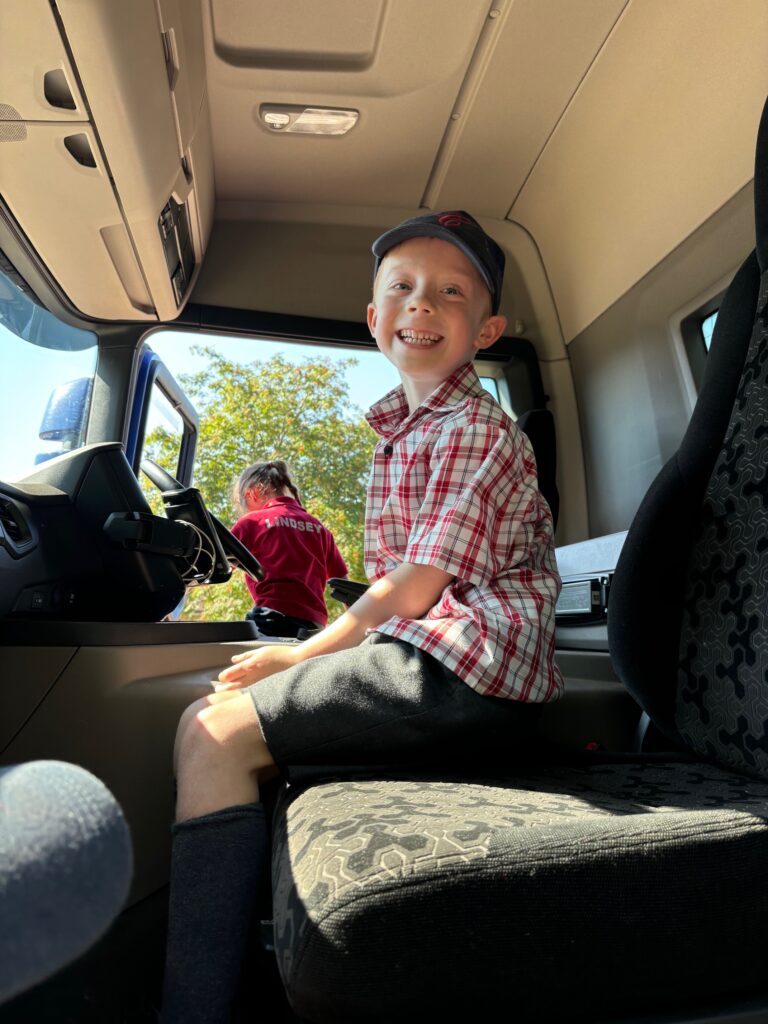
364, 362, 563, 702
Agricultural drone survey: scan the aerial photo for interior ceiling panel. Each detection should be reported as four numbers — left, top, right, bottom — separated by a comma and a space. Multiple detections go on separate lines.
0, 0, 86, 122
430, 0, 629, 218
3, 0, 763, 330
508, 0, 768, 343
211, 0, 385, 70
204, 0, 492, 207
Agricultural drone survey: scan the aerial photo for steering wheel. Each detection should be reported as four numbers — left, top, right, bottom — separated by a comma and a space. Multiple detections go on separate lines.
140, 459, 265, 583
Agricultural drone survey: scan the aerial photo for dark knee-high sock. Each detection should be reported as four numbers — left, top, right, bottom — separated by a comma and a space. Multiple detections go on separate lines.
161, 803, 269, 1024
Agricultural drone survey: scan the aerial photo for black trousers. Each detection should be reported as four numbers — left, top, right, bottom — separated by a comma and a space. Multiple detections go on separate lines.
245, 605, 322, 639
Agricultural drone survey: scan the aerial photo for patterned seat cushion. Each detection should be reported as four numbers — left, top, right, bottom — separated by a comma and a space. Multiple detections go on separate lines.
270, 762, 768, 1022
677, 270, 768, 777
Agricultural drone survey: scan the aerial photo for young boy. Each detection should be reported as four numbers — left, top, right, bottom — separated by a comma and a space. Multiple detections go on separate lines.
162, 211, 563, 1023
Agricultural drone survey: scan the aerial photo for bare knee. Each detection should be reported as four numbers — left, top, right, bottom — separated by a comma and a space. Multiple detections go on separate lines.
173, 694, 213, 772
173, 695, 271, 820
175, 702, 224, 779
178, 694, 210, 737
176, 695, 271, 776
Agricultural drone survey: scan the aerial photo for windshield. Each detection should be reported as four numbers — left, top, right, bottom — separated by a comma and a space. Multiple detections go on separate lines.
0, 268, 97, 482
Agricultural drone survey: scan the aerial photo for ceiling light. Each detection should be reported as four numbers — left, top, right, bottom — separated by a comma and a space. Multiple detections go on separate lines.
263, 111, 291, 130
259, 105, 358, 136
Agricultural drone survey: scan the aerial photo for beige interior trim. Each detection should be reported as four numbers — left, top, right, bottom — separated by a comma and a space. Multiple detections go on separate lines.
668, 265, 740, 416
158, 0, 207, 157
1, 641, 256, 904
3, 0, 762, 335
565, 181, 755, 538
429, 0, 629, 217
55, 0, 204, 320
0, 647, 75, 752
204, 0, 492, 207
0, 0, 213, 322
210, 0, 386, 70
185, 91, 216, 264
509, 0, 768, 342
420, 0, 514, 209
0, 0, 85, 121
1, 122, 156, 320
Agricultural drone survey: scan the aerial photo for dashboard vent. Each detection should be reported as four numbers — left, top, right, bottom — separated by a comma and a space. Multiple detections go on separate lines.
0, 498, 29, 544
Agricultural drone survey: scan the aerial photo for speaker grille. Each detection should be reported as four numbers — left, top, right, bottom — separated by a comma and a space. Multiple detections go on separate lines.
0, 122, 26, 142
0, 104, 26, 142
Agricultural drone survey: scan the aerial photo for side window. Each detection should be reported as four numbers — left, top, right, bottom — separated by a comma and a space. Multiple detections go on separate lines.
139, 327, 548, 624
141, 381, 185, 482
478, 376, 500, 402
701, 310, 718, 351
126, 346, 198, 514
0, 265, 97, 483
680, 302, 720, 390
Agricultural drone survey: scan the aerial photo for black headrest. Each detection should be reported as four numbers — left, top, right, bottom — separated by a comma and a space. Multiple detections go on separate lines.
756, 96, 767, 271
516, 408, 559, 530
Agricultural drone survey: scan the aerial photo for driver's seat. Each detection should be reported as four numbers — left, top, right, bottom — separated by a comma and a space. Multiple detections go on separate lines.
264, 96, 768, 1022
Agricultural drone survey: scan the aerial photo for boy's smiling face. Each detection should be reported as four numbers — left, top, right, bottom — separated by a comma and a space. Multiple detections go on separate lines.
367, 236, 507, 409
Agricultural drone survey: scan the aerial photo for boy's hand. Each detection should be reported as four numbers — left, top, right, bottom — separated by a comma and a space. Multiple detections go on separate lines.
215, 562, 452, 690
215, 644, 301, 689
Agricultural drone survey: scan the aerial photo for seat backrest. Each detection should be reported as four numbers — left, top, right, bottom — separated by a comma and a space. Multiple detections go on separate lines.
608, 97, 768, 778
516, 408, 559, 530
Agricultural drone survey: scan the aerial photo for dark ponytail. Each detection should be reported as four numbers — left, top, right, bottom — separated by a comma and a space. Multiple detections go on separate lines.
235, 460, 301, 511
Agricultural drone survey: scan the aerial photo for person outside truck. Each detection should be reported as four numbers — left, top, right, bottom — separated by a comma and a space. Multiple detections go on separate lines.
231, 460, 348, 639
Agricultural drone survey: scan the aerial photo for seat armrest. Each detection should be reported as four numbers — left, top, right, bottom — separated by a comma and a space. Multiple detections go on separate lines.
328, 578, 369, 605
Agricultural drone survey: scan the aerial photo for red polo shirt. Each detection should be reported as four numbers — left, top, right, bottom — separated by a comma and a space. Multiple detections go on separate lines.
230, 497, 348, 625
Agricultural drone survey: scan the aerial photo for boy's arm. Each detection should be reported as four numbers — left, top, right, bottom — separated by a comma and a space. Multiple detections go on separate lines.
217, 562, 452, 687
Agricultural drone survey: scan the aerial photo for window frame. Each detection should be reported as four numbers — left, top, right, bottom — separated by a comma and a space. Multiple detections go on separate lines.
126, 346, 199, 486
169, 301, 548, 416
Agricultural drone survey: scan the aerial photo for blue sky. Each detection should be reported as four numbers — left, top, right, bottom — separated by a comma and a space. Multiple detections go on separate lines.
146, 329, 402, 417
1, 324, 99, 481
1, 325, 402, 482
3, 323, 498, 483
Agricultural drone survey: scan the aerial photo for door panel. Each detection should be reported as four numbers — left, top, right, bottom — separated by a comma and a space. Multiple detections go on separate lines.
0, 638, 260, 903
0, 647, 77, 751
545, 650, 640, 753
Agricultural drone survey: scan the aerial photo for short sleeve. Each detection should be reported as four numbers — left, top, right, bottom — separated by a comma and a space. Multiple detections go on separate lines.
404, 423, 540, 587
326, 534, 349, 579
230, 517, 247, 543
231, 515, 261, 553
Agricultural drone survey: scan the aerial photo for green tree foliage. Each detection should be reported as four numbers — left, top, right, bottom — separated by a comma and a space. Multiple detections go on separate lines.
144, 346, 376, 622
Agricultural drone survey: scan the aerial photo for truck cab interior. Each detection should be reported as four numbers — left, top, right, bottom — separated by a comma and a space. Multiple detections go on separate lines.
0, 2, 767, 1021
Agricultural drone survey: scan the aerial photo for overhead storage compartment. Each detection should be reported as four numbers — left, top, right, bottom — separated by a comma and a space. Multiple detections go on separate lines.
0, 0, 213, 322
157, 0, 208, 156
0, 0, 85, 121
0, 122, 154, 320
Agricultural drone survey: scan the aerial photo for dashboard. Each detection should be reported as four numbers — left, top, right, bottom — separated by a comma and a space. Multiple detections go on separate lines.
0, 443, 189, 623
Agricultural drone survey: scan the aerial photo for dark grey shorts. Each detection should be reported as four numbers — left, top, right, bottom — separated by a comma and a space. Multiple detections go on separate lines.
247, 633, 541, 770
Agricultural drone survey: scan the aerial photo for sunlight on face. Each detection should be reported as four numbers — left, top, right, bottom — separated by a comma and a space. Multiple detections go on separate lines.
368, 237, 506, 406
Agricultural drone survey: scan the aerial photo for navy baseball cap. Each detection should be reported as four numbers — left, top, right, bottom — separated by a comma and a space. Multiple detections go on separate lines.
372, 210, 505, 314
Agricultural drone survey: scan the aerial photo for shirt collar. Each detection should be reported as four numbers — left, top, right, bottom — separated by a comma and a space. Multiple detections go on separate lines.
263, 496, 300, 510
365, 362, 483, 438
